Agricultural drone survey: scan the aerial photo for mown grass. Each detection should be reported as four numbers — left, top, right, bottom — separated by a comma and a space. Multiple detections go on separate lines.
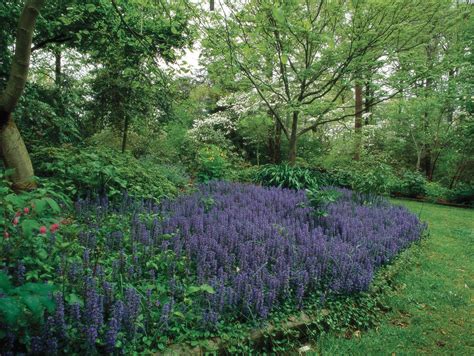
312, 199, 474, 355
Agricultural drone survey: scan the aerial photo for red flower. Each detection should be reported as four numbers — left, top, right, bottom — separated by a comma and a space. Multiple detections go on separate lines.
23, 207, 30, 214
13, 217, 20, 226
50, 223, 59, 233
15, 211, 22, 217
3, 232, 9, 239
39, 226, 47, 234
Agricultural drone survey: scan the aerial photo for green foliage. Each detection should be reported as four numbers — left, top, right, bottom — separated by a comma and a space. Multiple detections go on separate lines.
349, 163, 400, 196
0, 271, 55, 336
253, 165, 318, 190
447, 183, 474, 206
196, 145, 231, 183
424, 182, 449, 202
305, 188, 342, 217
0, 172, 73, 281
32, 146, 180, 201
394, 171, 427, 198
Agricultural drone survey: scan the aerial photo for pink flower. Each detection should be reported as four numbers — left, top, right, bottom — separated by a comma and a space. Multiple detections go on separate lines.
23, 207, 30, 214
15, 211, 22, 217
50, 223, 59, 233
3, 232, 9, 239
39, 226, 47, 234
13, 217, 20, 226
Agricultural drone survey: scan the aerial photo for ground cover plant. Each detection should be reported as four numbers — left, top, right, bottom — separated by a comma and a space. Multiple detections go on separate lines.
1, 181, 424, 353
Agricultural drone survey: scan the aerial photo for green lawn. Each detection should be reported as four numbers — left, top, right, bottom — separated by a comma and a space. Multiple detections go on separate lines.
314, 199, 474, 355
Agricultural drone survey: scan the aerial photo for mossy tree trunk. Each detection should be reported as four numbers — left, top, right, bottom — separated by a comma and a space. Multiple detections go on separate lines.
0, 0, 45, 190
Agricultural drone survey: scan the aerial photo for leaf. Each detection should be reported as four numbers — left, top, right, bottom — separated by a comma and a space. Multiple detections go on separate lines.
173, 311, 185, 318
32, 199, 48, 214
0, 298, 21, 325
23, 295, 43, 317
0, 272, 13, 292
85, 3, 97, 13
200, 284, 215, 294
20, 219, 40, 238
66, 293, 84, 307
45, 198, 61, 213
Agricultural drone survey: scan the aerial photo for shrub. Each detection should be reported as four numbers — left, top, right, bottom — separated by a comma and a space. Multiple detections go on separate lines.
395, 171, 427, 197
196, 145, 231, 182
349, 163, 400, 195
447, 183, 474, 206
0, 271, 56, 346
425, 182, 449, 202
0, 174, 74, 352
32, 146, 180, 201
253, 164, 319, 190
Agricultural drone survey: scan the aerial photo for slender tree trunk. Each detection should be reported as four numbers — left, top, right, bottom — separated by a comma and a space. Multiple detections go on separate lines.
210, 0, 214, 11
54, 49, 61, 86
422, 82, 433, 180
0, 0, 45, 190
364, 80, 373, 125
416, 151, 422, 172
288, 112, 298, 165
121, 115, 129, 153
267, 112, 282, 164
353, 82, 363, 161
274, 119, 281, 164
422, 44, 434, 181
0, 113, 35, 190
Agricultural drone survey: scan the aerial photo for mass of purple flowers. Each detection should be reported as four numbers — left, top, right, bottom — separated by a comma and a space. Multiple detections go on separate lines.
13, 182, 424, 353
155, 182, 424, 319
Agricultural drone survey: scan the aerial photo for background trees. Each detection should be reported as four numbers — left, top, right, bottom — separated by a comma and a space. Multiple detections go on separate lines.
0, 0, 472, 196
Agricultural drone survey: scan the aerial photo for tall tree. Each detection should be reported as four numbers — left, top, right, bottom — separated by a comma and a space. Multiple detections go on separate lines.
0, 0, 45, 190
201, 0, 447, 164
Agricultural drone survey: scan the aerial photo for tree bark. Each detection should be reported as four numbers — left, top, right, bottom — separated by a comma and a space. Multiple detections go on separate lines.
0, 0, 45, 190
55, 48, 62, 86
288, 112, 299, 165
0, 113, 35, 190
353, 82, 363, 161
0, 0, 45, 112
274, 119, 281, 164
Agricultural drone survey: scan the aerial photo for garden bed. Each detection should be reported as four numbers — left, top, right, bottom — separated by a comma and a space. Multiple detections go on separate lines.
1, 182, 425, 354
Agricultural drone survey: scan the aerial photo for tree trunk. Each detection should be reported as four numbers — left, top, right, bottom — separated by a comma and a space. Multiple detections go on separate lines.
364, 80, 373, 125
288, 112, 298, 165
54, 49, 62, 86
353, 83, 363, 161
0, 0, 45, 190
121, 115, 129, 153
415, 149, 422, 172
210, 0, 215, 11
274, 119, 281, 164
0, 113, 35, 190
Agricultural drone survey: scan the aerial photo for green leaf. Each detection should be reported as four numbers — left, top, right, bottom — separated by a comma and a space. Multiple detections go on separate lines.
23, 295, 43, 317
85, 3, 97, 13
21, 219, 40, 238
0, 298, 21, 325
45, 197, 61, 213
200, 284, 215, 294
66, 293, 84, 307
0, 272, 13, 292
